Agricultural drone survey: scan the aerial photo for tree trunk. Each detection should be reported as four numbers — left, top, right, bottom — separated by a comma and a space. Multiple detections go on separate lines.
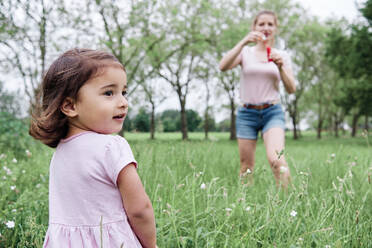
334, 115, 339, 138
150, 104, 155, 140
351, 113, 360, 137
204, 111, 209, 140
180, 100, 188, 140
365, 114, 369, 131
292, 113, 298, 140
230, 99, 236, 140
317, 119, 323, 139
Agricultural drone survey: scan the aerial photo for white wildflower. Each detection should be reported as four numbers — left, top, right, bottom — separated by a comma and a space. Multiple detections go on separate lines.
22, 170, 26, 174
290, 210, 297, 217
5, 220, 15, 228
11, 209, 17, 213
225, 208, 232, 212
200, 183, 206, 189
245, 206, 251, 211
331, 153, 336, 158
2, 176, 6, 180
325, 245, 331, 248
10, 186, 16, 191
223, 188, 228, 198
25, 150, 32, 157
3, 166, 12, 175
211, 177, 219, 182
12, 158, 17, 163
0, 154, 5, 159
280, 166, 288, 173
36, 184, 41, 188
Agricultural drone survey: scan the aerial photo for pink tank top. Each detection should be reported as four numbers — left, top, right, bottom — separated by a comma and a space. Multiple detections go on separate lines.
239, 46, 291, 104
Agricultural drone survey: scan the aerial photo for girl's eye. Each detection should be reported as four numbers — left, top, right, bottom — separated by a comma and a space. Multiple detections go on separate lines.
104, 90, 113, 96
122, 91, 127, 96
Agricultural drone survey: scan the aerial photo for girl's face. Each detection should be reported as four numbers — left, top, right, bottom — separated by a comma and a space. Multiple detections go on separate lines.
68, 66, 128, 136
254, 14, 277, 41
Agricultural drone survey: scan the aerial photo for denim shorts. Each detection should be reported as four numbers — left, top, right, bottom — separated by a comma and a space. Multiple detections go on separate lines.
236, 104, 285, 140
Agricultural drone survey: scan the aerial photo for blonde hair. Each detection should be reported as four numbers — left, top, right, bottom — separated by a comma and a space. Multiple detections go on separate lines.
251, 10, 278, 30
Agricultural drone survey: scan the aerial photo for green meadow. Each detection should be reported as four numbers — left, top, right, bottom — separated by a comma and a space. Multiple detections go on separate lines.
0, 132, 371, 247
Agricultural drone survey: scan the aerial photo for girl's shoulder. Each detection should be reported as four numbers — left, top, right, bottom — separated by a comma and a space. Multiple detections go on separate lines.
59, 132, 131, 156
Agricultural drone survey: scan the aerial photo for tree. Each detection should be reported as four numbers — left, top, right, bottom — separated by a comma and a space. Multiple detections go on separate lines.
151, 0, 214, 140
325, 0, 372, 136
0, 0, 67, 108
160, 110, 180, 132
133, 107, 150, 132
186, 110, 202, 132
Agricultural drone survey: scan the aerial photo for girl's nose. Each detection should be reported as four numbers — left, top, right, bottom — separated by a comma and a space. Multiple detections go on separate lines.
119, 95, 128, 108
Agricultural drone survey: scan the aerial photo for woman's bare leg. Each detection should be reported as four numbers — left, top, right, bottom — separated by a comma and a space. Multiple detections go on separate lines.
237, 138, 257, 185
263, 128, 290, 188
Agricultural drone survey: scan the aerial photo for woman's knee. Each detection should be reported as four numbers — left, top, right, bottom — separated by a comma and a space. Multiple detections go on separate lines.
268, 157, 284, 170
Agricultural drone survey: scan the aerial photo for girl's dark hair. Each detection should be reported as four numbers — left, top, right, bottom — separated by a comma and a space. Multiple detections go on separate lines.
29, 48, 124, 148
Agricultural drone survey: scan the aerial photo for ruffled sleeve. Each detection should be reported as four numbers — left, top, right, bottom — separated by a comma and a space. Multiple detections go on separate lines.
104, 135, 137, 186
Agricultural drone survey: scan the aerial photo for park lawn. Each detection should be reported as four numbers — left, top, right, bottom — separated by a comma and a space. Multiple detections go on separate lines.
0, 132, 371, 247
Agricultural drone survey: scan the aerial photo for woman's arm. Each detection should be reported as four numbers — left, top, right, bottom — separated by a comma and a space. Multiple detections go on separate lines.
270, 50, 296, 94
279, 66, 296, 94
219, 31, 265, 71
117, 164, 156, 248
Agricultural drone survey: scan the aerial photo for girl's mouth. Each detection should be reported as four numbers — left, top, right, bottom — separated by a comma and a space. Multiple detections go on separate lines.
113, 113, 125, 119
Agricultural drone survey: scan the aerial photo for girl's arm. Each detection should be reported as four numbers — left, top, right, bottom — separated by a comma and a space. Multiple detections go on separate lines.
117, 164, 156, 248
219, 31, 264, 71
270, 50, 296, 94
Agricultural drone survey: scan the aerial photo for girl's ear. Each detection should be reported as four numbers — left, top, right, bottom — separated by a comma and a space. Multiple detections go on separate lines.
61, 97, 78, 117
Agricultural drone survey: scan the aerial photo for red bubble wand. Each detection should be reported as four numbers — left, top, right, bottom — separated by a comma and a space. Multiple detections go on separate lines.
263, 35, 273, 62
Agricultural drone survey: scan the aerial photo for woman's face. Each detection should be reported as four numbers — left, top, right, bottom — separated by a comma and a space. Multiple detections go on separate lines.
254, 14, 277, 40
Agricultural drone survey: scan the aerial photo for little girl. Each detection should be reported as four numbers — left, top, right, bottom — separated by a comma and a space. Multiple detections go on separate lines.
30, 48, 157, 248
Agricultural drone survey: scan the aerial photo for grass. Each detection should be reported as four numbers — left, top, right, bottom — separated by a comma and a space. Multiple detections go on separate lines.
0, 132, 371, 247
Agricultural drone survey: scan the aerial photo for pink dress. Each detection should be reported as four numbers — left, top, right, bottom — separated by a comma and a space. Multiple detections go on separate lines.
43, 131, 142, 248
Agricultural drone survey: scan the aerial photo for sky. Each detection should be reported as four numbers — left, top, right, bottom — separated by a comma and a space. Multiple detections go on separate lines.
294, 0, 362, 21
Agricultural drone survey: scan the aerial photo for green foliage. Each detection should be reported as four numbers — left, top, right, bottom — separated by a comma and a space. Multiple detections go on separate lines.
159, 109, 202, 132
325, 10, 372, 116
361, 0, 372, 25
159, 110, 180, 132
133, 107, 151, 132
122, 115, 133, 132
0, 112, 33, 159
186, 110, 202, 132
216, 119, 231, 132
0, 81, 21, 117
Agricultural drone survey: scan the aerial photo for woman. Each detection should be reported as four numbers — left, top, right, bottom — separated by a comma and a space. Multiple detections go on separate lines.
219, 10, 296, 188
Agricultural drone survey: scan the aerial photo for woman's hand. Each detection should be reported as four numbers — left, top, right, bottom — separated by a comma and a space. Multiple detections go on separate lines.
270, 50, 284, 68
242, 31, 265, 45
